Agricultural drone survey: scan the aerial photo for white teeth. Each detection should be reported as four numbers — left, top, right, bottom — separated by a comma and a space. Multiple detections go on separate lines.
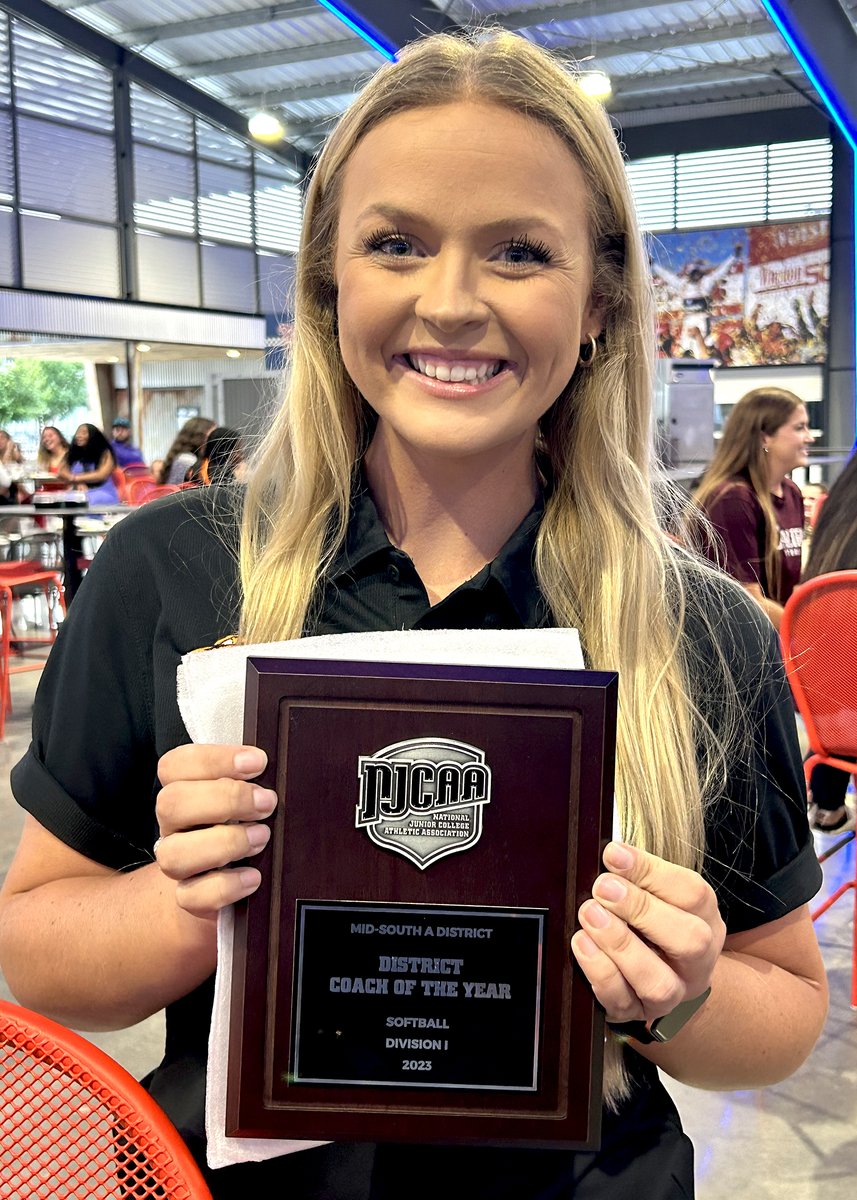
410, 355, 502, 382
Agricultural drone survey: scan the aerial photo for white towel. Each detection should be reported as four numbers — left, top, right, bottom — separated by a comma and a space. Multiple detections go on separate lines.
176, 627, 584, 1169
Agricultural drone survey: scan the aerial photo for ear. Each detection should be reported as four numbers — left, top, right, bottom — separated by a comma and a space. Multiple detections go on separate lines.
582, 293, 605, 344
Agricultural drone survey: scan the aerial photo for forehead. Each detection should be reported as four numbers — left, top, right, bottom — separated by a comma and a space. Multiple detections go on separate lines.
337, 100, 591, 231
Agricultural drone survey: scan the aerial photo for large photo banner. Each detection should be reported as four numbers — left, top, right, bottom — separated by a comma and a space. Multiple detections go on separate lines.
650, 219, 829, 366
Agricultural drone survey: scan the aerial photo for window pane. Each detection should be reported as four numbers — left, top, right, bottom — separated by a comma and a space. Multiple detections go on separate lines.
136, 231, 199, 306
202, 242, 256, 312
18, 115, 116, 221
199, 160, 252, 245
134, 144, 196, 235
22, 213, 119, 296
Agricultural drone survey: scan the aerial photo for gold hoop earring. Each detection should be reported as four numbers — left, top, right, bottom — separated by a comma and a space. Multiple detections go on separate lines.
578, 335, 597, 366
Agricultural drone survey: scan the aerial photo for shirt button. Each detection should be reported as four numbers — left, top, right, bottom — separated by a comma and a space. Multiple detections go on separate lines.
388, 564, 400, 582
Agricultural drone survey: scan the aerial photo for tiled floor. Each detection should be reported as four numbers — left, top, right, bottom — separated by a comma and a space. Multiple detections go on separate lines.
1, 667, 855, 1198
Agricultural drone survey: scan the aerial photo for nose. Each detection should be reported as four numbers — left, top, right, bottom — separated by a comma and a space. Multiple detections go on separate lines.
413, 251, 489, 333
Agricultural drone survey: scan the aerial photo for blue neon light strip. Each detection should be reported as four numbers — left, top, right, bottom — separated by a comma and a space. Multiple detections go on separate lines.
759, 0, 855, 150
314, 0, 398, 61
759, 0, 857, 438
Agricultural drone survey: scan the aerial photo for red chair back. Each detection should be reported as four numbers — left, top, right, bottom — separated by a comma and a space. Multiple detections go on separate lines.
136, 483, 181, 504
0, 999, 212, 1199
780, 570, 857, 761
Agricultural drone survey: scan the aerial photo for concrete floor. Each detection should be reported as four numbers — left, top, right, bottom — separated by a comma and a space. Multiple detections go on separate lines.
1, 666, 855, 1198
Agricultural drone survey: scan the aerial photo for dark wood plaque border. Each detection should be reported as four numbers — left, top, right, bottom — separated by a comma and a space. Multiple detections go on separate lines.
226, 657, 617, 1149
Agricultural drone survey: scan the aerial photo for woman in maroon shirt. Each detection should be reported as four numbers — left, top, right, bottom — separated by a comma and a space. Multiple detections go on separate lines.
693, 387, 813, 629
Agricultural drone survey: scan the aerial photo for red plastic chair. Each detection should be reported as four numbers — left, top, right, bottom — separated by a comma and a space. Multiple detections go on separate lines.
780, 570, 857, 1007
0, 562, 66, 740
135, 484, 181, 505
0, 1000, 212, 1199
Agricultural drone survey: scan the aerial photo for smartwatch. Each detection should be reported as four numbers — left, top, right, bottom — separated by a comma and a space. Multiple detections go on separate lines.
607, 987, 711, 1044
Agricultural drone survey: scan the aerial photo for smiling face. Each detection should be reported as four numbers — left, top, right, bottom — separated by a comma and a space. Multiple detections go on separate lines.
74, 425, 89, 447
763, 403, 814, 479
333, 101, 602, 473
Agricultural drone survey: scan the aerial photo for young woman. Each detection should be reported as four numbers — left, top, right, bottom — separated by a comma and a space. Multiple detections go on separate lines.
158, 416, 216, 484
693, 388, 814, 628
37, 425, 69, 474
0, 31, 826, 1200
801, 451, 857, 833
56, 422, 119, 503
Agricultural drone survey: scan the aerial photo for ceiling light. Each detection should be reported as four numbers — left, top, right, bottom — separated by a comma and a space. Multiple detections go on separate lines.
106, 356, 119, 363
225, 349, 241, 358
136, 343, 151, 352
578, 71, 612, 100
248, 110, 285, 142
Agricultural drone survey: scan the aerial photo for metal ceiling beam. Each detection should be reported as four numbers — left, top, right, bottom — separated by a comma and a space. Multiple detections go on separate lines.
3, 0, 310, 174
500, 0, 714, 30
179, 36, 366, 79
124, 4, 319, 45
611, 57, 804, 100
558, 19, 776, 64
239, 72, 368, 107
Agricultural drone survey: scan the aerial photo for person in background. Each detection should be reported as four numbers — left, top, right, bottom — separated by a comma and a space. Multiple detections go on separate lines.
110, 417, 144, 467
0, 31, 826, 1200
692, 387, 813, 628
0, 430, 24, 466
37, 426, 70, 474
158, 416, 216, 485
56, 423, 119, 504
188, 426, 246, 486
800, 451, 857, 833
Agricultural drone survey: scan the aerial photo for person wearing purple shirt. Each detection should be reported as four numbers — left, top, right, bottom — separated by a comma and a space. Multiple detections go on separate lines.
110, 417, 144, 467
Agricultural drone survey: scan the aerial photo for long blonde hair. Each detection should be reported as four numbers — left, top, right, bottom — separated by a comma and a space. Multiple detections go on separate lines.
693, 387, 804, 599
240, 30, 739, 1102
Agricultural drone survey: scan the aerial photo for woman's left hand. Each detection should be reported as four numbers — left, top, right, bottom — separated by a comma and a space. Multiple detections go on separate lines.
570, 841, 726, 1025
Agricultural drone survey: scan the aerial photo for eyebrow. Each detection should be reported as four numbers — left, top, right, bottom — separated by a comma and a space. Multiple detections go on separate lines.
353, 203, 567, 239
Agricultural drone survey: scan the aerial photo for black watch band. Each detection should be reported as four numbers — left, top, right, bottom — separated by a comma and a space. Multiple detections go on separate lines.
607, 987, 711, 1044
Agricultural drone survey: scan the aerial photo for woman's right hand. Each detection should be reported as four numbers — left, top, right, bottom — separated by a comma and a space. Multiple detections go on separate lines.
154, 744, 278, 922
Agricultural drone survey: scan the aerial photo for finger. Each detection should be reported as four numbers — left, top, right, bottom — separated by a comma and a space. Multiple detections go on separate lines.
155, 822, 271, 881
591, 872, 723, 969
570, 930, 641, 1022
158, 743, 268, 787
156, 777, 277, 837
603, 842, 720, 921
175, 867, 263, 921
578, 899, 685, 1021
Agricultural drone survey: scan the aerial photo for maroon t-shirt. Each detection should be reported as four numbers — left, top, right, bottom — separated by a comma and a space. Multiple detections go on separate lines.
702, 475, 804, 604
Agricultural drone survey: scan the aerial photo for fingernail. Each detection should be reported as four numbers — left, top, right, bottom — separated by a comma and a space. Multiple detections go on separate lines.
604, 842, 634, 871
253, 787, 278, 814
234, 749, 266, 775
595, 876, 627, 902
246, 824, 271, 850
585, 901, 610, 929
238, 868, 261, 891
574, 932, 599, 957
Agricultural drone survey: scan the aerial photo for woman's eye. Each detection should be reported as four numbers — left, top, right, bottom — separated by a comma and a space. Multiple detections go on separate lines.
363, 229, 414, 258
499, 237, 553, 266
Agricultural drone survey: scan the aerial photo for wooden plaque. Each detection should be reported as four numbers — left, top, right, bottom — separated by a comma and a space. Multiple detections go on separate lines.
226, 658, 617, 1148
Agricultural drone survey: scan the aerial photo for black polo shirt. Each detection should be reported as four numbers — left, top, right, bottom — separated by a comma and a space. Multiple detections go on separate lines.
11, 483, 820, 1200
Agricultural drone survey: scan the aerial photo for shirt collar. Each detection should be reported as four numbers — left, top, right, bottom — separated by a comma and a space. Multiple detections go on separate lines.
330, 478, 548, 627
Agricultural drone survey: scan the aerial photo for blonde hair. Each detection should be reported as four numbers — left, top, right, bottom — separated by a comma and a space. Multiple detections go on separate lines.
240, 30, 739, 1103
693, 387, 804, 599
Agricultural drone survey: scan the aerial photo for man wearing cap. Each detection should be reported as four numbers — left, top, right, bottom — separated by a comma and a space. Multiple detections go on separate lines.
110, 417, 144, 467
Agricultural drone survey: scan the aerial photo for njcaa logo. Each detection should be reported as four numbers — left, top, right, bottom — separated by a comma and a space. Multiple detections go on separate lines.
356, 737, 491, 870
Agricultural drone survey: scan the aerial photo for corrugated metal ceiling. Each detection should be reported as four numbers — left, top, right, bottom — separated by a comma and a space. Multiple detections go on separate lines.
24, 1, 857, 150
